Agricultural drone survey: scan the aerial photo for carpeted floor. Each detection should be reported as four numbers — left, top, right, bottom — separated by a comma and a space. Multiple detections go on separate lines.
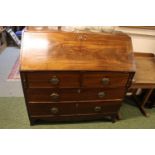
0, 47, 22, 97
7, 56, 20, 81
0, 97, 155, 129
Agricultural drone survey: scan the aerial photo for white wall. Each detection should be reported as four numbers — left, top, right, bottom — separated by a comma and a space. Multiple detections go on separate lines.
116, 27, 155, 54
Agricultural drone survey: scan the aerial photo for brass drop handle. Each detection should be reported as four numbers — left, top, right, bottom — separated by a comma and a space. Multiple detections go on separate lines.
101, 78, 110, 85
98, 92, 106, 98
50, 76, 59, 85
94, 106, 102, 112
50, 93, 59, 100
51, 107, 59, 114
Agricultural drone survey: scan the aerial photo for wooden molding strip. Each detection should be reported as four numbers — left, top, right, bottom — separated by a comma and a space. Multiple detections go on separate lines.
117, 27, 155, 37
120, 26, 155, 30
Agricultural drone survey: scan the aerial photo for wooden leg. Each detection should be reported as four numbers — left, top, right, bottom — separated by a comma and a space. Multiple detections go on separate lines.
140, 89, 153, 116
111, 115, 117, 123
133, 89, 153, 117
30, 119, 35, 126
141, 89, 153, 107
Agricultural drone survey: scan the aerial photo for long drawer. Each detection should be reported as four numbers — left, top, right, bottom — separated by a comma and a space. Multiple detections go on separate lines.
26, 72, 129, 88
29, 101, 122, 116
26, 88, 125, 102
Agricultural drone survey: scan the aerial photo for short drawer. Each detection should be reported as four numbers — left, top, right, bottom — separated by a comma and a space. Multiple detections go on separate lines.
80, 88, 125, 100
82, 72, 129, 88
29, 103, 77, 116
26, 88, 80, 102
26, 72, 80, 88
77, 101, 121, 114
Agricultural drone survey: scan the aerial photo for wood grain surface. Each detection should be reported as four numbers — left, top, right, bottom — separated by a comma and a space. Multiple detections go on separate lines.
20, 31, 135, 72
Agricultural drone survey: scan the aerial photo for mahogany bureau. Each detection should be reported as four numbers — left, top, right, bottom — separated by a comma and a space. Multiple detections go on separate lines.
20, 29, 135, 125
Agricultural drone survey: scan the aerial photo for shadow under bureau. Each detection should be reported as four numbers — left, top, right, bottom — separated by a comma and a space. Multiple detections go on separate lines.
20, 29, 135, 125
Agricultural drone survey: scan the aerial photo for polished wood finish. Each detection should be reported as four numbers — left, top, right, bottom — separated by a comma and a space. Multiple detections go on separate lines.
131, 52, 155, 116
29, 102, 77, 115
29, 101, 121, 116
132, 52, 155, 88
20, 31, 135, 72
26, 71, 129, 88
26, 72, 80, 88
27, 88, 81, 102
20, 29, 135, 125
26, 88, 125, 102
77, 88, 125, 101
82, 72, 129, 88
77, 101, 121, 114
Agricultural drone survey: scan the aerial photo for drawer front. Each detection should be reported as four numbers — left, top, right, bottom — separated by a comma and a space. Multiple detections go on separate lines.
26, 88, 80, 102
26, 88, 125, 102
26, 72, 80, 88
28, 101, 121, 116
80, 88, 125, 100
29, 103, 77, 116
77, 101, 121, 114
82, 72, 129, 88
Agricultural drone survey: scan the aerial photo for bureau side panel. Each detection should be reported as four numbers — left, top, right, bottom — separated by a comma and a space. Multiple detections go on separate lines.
20, 71, 34, 125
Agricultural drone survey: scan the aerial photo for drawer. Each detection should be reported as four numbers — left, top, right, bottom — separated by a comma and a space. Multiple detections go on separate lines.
80, 88, 125, 101
77, 101, 121, 114
26, 72, 80, 88
26, 88, 125, 103
82, 72, 129, 88
28, 101, 121, 116
29, 103, 77, 116
26, 88, 80, 102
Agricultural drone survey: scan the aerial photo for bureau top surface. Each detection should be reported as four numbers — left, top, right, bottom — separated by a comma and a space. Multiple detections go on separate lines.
20, 31, 136, 72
